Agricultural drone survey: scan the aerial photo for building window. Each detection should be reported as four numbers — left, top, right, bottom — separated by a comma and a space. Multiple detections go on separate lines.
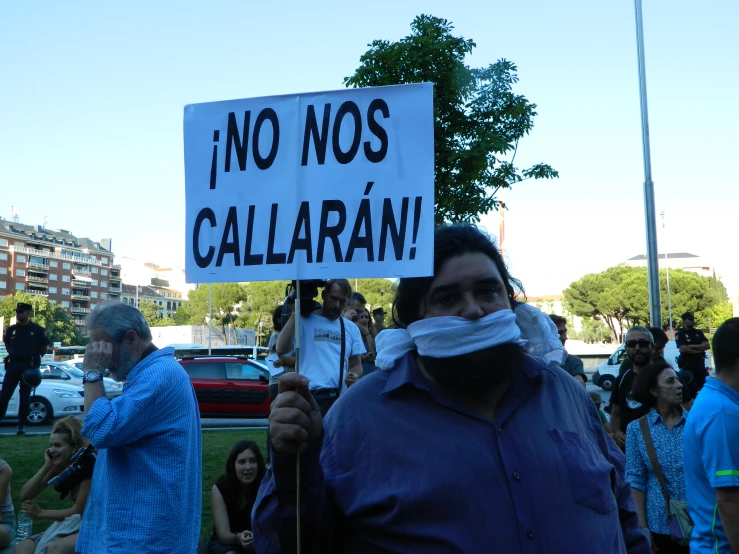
101, 257, 108, 264
0, 239, 7, 247
63, 263, 71, 270
16, 269, 25, 277
101, 292, 107, 299
50, 274, 58, 281
50, 261, 58, 268
62, 301, 69, 308
167, 301, 171, 310
14, 241, 23, 247
101, 281, 107, 288
15, 283, 24, 291
91, 267, 99, 274
0, 281, 5, 289
101, 269, 108, 276
0, 253, 6, 261
91, 292, 98, 299
0, 268, 5, 275
49, 287, 57, 294
91, 304, 97, 309
92, 280, 98, 286
62, 288, 70, 295
17, 255, 26, 263
62, 275, 71, 282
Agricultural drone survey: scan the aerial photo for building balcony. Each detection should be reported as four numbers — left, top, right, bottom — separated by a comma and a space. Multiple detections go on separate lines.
112, 264, 121, 269
70, 306, 91, 314
109, 286, 122, 292
27, 275, 49, 284
10, 246, 109, 267
109, 274, 121, 281
28, 261, 49, 270
72, 280, 91, 288
28, 290, 49, 297
73, 318, 87, 325
71, 294, 90, 301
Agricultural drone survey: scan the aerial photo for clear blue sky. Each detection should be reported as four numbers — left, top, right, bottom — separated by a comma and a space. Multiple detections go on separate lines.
1, 1, 737, 295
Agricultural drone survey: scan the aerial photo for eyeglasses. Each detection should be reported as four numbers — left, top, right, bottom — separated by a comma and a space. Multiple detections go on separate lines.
625, 339, 653, 348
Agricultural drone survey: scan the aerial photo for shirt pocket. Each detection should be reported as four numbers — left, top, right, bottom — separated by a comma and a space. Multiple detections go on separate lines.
549, 428, 618, 515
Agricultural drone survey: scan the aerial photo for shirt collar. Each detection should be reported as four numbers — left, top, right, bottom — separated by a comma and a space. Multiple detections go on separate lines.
381, 351, 553, 396
704, 377, 739, 406
125, 345, 173, 383
647, 406, 688, 426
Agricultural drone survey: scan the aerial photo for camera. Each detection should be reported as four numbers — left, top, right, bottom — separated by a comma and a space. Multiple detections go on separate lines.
48, 445, 97, 499
282, 280, 326, 323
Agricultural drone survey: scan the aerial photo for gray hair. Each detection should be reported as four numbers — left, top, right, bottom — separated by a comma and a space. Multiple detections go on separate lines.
625, 326, 654, 342
86, 302, 152, 342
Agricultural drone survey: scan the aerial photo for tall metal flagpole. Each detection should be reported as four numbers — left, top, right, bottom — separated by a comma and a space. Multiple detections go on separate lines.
634, 0, 662, 328
661, 212, 674, 339
208, 284, 212, 355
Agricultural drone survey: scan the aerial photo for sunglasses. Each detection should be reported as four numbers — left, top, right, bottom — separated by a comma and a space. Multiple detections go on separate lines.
625, 339, 653, 348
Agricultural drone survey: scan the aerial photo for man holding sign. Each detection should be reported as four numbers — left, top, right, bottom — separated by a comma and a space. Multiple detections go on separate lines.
276, 278, 365, 416
253, 225, 650, 553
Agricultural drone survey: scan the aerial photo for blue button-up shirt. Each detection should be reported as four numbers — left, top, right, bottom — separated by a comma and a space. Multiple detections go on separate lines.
253, 353, 650, 553
76, 347, 202, 554
684, 378, 739, 554
625, 407, 688, 535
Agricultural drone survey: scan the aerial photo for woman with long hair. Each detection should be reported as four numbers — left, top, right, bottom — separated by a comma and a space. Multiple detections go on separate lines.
15, 416, 91, 554
0, 458, 13, 548
357, 309, 377, 375
626, 361, 689, 553
208, 440, 267, 553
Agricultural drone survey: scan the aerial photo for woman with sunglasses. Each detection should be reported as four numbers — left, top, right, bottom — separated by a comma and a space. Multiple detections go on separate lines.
625, 361, 689, 553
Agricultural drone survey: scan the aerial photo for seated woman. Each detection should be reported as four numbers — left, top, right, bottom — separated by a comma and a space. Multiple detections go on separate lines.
209, 440, 267, 554
15, 417, 91, 554
0, 459, 14, 549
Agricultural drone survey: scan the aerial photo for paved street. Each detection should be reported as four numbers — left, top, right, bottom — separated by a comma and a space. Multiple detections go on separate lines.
0, 415, 269, 436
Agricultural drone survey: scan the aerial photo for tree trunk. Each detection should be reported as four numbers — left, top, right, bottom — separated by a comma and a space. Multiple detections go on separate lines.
604, 316, 618, 344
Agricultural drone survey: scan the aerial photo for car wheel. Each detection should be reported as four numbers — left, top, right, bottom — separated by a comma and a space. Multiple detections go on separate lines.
27, 396, 52, 426
600, 376, 615, 392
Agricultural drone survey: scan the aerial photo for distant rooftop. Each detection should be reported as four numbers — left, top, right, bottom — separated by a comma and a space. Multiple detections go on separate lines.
628, 253, 699, 261
0, 218, 112, 253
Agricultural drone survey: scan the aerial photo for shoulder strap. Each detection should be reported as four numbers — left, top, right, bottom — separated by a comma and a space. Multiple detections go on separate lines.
338, 317, 346, 395
639, 416, 671, 507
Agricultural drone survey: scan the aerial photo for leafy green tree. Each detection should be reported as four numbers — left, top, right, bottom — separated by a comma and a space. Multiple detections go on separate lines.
173, 302, 192, 325
564, 266, 728, 342
350, 278, 396, 314
344, 14, 557, 223
187, 283, 248, 344
138, 300, 163, 328
237, 281, 290, 345
0, 292, 82, 345
577, 318, 611, 344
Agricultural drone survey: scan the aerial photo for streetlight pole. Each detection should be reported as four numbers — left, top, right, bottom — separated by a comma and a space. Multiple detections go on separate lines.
634, 0, 662, 328
208, 283, 212, 355
660, 212, 674, 339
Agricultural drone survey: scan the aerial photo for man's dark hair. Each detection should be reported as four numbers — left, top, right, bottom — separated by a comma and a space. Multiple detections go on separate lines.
392, 225, 523, 328
681, 312, 694, 320
349, 292, 366, 305
323, 279, 352, 299
631, 361, 674, 406
648, 327, 669, 347
549, 314, 567, 327
712, 318, 739, 373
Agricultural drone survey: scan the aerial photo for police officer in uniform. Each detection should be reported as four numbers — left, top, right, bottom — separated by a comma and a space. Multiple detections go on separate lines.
0, 302, 48, 435
675, 311, 710, 393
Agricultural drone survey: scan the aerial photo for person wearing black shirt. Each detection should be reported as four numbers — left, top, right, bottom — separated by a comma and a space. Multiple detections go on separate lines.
609, 326, 654, 450
675, 312, 710, 392
0, 302, 48, 435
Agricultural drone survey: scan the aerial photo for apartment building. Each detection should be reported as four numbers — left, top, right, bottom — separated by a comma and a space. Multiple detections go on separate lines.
0, 219, 121, 329
121, 284, 185, 319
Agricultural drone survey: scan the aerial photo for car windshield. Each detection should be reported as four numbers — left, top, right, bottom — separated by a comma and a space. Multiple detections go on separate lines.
67, 367, 84, 377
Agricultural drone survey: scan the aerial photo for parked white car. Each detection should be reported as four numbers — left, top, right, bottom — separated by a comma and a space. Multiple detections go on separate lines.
0, 364, 84, 425
592, 340, 682, 391
41, 362, 123, 399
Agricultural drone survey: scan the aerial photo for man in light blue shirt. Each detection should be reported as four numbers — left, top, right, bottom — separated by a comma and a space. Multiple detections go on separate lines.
684, 318, 739, 553
76, 303, 202, 554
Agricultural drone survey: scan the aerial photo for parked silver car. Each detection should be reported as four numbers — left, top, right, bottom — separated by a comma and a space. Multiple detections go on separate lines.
41, 362, 123, 399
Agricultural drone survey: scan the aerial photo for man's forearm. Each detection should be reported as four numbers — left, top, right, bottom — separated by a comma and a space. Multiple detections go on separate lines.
276, 314, 296, 356
632, 489, 648, 528
84, 381, 106, 413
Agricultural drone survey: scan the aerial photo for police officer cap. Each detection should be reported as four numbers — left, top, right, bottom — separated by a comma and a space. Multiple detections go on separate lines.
16, 302, 32, 312
681, 312, 695, 320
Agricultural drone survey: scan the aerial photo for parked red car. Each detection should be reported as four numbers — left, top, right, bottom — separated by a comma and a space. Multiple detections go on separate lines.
178, 356, 270, 417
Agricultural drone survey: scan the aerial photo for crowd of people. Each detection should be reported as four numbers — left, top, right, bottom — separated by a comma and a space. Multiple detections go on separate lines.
1, 223, 738, 553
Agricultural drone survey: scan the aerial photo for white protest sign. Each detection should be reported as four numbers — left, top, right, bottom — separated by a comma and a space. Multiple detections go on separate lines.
184, 83, 434, 283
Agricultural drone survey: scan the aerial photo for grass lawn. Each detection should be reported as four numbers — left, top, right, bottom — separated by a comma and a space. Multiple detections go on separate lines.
0, 428, 268, 539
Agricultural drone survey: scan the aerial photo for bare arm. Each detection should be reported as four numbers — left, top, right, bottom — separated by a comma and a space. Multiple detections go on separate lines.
632, 488, 648, 528
717, 487, 739, 551
610, 404, 625, 449
278, 354, 297, 366
20, 458, 55, 501
276, 313, 296, 356
0, 465, 10, 522
350, 355, 363, 379
211, 485, 239, 545
84, 381, 106, 414
32, 479, 91, 522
